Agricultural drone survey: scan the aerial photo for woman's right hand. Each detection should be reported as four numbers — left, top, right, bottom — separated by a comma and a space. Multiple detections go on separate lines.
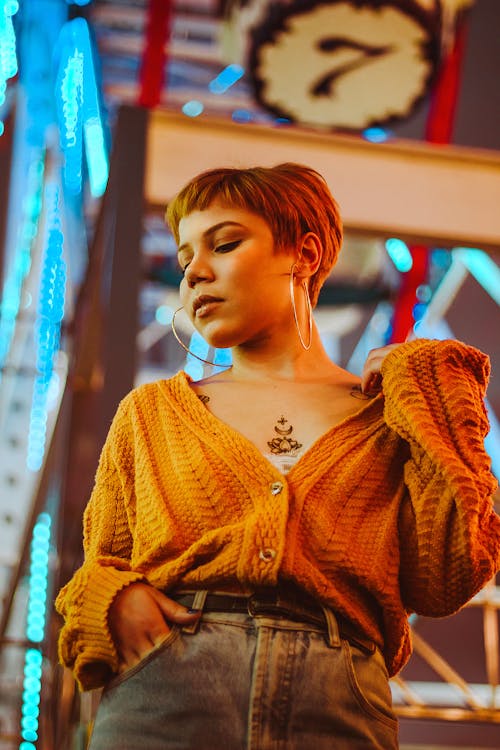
108, 582, 201, 673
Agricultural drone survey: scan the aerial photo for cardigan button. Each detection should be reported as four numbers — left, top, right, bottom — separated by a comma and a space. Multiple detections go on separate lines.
270, 481, 284, 495
259, 548, 277, 562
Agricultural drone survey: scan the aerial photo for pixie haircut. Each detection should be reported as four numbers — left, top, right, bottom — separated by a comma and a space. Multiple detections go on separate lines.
166, 162, 343, 307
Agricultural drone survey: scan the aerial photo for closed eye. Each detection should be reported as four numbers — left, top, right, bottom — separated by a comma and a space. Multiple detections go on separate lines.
215, 240, 241, 253
178, 256, 191, 274
179, 239, 241, 273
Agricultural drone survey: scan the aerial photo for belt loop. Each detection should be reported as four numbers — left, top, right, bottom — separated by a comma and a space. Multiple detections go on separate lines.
322, 606, 341, 649
182, 590, 208, 635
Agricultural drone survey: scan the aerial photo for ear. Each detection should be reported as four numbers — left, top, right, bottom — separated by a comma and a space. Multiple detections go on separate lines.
295, 232, 323, 279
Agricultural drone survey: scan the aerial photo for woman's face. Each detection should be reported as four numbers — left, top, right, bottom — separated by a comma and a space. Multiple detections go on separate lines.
177, 202, 296, 350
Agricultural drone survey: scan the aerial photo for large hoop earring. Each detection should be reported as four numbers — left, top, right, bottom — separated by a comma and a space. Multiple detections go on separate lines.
171, 307, 232, 368
290, 264, 313, 351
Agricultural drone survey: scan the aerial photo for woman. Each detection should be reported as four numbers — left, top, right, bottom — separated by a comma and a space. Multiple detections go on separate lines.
56, 163, 500, 749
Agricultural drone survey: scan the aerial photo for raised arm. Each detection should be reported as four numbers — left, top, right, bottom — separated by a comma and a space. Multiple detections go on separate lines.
378, 339, 500, 615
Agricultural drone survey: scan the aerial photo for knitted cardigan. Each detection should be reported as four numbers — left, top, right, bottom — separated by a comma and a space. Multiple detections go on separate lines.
55, 339, 500, 691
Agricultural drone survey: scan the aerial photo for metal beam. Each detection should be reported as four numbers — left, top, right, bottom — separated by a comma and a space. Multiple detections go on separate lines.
56, 104, 147, 592
145, 110, 500, 253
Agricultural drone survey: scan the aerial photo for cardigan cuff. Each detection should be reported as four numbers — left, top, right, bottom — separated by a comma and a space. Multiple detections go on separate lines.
70, 566, 146, 690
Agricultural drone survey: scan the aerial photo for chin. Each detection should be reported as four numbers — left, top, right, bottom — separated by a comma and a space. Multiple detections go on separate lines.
197, 318, 263, 350
196, 325, 238, 351
206, 336, 239, 351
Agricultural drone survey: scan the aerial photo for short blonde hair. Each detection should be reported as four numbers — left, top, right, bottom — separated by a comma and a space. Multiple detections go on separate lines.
166, 163, 343, 306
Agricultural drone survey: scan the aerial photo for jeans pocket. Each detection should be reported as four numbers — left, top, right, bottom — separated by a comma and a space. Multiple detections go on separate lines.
106, 626, 182, 691
343, 640, 398, 729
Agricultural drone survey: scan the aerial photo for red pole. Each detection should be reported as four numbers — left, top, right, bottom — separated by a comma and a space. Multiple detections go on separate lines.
389, 20, 468, 342
389, 245, 428, 344
425, 21, 468, 144
137, 0, 172, 108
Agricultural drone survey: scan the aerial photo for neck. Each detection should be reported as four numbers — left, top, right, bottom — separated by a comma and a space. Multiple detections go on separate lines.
227, 325, 342, 383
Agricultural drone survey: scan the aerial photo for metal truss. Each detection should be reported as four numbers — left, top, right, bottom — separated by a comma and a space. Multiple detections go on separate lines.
391, 577, 500, 723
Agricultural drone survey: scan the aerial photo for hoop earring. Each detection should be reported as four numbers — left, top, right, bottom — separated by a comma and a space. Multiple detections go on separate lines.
290, 264, 313, 351
171, 307, 232, 368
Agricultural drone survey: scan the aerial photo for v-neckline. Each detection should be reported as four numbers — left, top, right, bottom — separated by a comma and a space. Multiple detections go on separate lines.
164, 371, 385, 482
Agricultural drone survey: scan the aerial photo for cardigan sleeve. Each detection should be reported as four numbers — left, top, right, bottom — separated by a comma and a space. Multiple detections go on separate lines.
381, 338, 500, 617
55, 396, 147, 691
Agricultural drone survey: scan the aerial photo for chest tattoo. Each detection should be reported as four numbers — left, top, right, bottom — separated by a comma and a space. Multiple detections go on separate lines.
197, 393, 210, 404
267, 416, 303, 455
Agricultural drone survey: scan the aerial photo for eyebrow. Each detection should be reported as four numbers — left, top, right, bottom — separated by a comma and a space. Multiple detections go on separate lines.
177, 221, 245, 257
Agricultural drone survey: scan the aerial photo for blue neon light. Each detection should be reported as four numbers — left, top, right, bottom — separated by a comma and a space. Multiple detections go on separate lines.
213, 347, 232, 374
17, 0, 67, 149
182, 100, 204, 118
84, 117, 108, 195
362, 127, 390, 143
59, 47, 84, 192
0, 158, 45, 379
412, 302, 427, 322
208, 64, 244, 94
155, 305, 173, 325
453, 247, 500, 305
183, 332, 232, 379
0, 1, 19, 78
19, 513, 52, 747
385, 238, 413, 273
232, 109, 252, 123
56, 18, 109, 196
0, 0, 19, 138
416, 284, 432, 303
27, 184, 66, 472
185, 331, 206, 381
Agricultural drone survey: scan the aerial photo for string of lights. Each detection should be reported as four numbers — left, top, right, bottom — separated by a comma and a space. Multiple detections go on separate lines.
0, 0, 19, 137
19, 512, 52, 749
56, 17, 109, 196
0, 157, 45, 381
27, 183, 66, 472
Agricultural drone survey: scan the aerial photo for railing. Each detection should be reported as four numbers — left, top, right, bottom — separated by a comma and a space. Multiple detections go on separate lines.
392, 576, 500, 725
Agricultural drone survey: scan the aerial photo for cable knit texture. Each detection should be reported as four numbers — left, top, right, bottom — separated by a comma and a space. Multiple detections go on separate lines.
55, 339, 500, 690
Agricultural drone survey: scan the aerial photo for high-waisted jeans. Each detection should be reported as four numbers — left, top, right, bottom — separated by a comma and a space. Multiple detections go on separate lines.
88, 611, 399, 750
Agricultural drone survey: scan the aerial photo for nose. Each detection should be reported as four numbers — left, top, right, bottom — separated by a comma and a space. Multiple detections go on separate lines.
184, 251, 213, 288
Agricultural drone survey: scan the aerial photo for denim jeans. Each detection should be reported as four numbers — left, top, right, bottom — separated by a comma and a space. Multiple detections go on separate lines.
88, 610, 399, 750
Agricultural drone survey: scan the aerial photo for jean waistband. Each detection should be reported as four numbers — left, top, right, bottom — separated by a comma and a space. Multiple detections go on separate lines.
170, 587, 376, 655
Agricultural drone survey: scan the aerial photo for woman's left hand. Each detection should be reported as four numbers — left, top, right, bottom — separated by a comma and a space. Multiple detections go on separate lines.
361, 343, 403, 395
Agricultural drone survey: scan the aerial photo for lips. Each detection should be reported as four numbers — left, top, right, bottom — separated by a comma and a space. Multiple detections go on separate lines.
193, 295, 224, 316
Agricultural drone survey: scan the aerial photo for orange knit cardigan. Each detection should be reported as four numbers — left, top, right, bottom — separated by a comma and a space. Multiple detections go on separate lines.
55, 339, 500, 690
